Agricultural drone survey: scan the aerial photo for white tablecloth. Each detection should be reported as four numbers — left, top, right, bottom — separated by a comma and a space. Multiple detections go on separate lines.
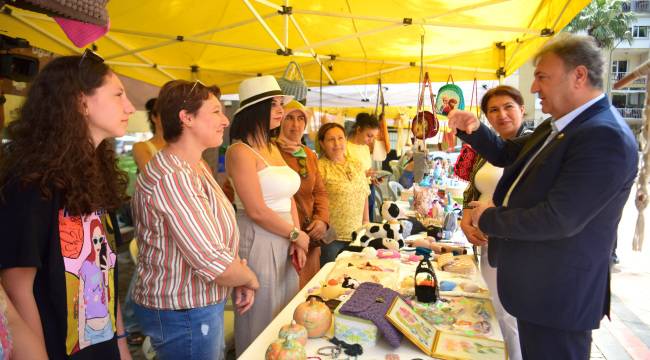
239, 261, 436, 359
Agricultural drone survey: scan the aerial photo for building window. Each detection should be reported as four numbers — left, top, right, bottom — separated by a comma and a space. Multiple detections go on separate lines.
632, 26, 648, 38
612, 60, 628, 81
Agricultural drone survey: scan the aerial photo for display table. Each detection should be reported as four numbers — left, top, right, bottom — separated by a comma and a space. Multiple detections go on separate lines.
239, 262, 430, 359
240, 250, 504, 360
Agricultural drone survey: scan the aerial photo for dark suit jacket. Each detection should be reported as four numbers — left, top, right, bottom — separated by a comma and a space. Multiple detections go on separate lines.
458, 97, 638, 331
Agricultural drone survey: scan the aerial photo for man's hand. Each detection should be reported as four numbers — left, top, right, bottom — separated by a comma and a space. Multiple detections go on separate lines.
233, 286, 255, 315
448, 110, 480, 135
306, 220, 327, 241
468, 201, 495, 229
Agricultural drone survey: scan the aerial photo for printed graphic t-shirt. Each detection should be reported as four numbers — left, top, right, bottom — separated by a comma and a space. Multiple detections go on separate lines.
0, 181, 120, 360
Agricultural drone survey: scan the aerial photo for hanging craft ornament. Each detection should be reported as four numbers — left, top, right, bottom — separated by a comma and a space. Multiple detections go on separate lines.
411, 72, 439, 140
435, 74, 465, 115
277, 61, 309, 105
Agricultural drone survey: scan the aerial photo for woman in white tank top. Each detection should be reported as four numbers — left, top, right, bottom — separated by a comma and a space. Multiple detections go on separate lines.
460, 86, 530, 360
225, 76, 309, 356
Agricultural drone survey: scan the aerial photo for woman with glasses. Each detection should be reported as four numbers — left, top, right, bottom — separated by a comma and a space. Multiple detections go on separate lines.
0, 51, 134, 359
317, 123, 370, 265
131, 80, 258, 360
274, 100, 330, 288
226, 76, 308, 356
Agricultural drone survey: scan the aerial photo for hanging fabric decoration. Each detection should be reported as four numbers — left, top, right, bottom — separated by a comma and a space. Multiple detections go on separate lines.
373, 79, 390, 161
277, 61, 309, 105
454, 78, 479, 180
411, 72, 439, 140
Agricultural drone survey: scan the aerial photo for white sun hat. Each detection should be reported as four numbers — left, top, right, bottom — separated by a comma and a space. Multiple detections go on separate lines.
234, 75, 294, 115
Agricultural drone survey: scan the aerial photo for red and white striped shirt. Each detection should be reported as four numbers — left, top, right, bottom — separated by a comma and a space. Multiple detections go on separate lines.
132, 151, 237, 309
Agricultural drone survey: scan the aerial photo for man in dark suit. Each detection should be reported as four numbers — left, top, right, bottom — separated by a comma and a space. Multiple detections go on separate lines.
449, 34, 638, 359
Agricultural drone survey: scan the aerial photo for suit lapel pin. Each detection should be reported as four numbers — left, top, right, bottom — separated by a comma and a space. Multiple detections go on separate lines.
557, 133, 565, 140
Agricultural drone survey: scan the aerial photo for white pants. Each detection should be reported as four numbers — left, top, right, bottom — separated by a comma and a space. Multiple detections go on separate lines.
480, 246, 522, 360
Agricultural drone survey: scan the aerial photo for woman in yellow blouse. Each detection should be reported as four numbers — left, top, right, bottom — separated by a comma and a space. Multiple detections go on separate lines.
317, 123, 370, 265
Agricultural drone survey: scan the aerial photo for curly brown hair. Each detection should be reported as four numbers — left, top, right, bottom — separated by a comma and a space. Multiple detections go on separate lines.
0, 55, 128, 215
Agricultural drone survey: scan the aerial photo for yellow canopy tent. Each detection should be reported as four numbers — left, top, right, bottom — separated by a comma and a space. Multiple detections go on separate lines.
1, 0, 589, 94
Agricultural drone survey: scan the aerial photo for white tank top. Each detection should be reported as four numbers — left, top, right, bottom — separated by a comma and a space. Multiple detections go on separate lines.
474, 161, 504, 203
231, 142, 300, 213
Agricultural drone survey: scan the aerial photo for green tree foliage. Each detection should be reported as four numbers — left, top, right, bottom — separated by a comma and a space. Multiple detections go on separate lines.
565, 0, 636, 49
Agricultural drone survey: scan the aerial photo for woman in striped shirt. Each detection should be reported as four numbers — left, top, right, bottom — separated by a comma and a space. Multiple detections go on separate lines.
131, 80, 259, 360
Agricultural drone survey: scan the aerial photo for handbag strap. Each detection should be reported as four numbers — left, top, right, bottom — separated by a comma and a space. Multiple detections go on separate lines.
469, 78, 479, 118
416, 72, 435, 114
282, 61, 306, 81
446, 74, 455, 84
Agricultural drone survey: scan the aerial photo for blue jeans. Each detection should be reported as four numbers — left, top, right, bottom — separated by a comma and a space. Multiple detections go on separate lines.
320, 240, 349, 267
133, 301, 226, 360
122, 271, 140, 333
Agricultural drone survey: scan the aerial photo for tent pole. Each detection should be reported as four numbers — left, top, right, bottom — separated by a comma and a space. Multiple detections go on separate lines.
338, 65, 411, 84
105, 39, 178, 60
284, 0, 289, 49
254, 0, 283, 11
294, 24, 403, 52
104, 34, 176, 80
243, 0, 286, 52
107, 12, 279, 60
11, 13, 80, 54
425, 0, 510, 19
288, 14, 336, 84
109, 28, 278, 54
551, 0, 572, 30
292, 8, 538, 34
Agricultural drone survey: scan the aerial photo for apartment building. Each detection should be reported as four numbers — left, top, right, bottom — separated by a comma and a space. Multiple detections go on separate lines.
612, 0, 649, 126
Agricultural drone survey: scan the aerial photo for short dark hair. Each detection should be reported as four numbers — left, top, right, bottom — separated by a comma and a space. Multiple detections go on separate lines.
351, 112, 379, 136
480, 85, 525, 114
145, 98, 157, 134
534, 33, 605, 89
229, 99, 273, 148
157, 80, 221, 143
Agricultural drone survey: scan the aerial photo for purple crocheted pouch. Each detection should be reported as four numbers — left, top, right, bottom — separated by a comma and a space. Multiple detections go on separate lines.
339, 282, 403, 348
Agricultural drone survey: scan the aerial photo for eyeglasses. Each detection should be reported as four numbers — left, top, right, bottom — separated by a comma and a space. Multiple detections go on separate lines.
79, 48, 104, 68
181, 80, 205, 109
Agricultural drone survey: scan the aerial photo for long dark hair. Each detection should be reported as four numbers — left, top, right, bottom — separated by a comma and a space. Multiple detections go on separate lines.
229, 99, 273, 149
0, 56, 128, 215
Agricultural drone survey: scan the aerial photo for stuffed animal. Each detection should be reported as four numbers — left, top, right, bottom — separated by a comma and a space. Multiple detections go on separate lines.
362, 237, 402, 251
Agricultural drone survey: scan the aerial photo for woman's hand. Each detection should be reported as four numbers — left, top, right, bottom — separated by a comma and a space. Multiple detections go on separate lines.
306, 220, 327, 241
460, 208, 488, 246
290, 246, 307, 269
294, 230, 310, 253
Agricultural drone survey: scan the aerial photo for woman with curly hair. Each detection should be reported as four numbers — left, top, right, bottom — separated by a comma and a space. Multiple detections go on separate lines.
0, 51, 135, 359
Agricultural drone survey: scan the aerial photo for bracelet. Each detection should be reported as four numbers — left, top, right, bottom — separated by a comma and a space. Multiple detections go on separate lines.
116, 332, 129, 339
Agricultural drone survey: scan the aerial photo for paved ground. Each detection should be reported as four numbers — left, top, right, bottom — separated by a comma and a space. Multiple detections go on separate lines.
118, 186, 650, 359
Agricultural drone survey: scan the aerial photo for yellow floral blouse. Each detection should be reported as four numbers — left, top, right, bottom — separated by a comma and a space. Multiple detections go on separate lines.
318, 156, 370, 241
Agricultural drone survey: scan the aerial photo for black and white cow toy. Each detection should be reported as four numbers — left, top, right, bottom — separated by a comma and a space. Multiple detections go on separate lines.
351, 201, 407, 250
